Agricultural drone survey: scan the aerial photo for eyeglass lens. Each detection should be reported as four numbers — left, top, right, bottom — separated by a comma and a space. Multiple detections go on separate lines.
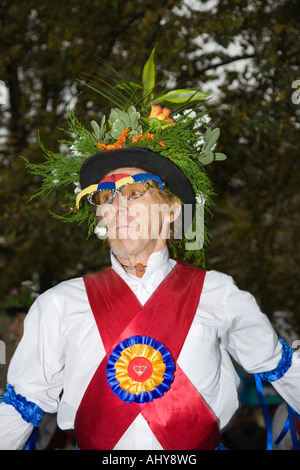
91, 182, 149, 206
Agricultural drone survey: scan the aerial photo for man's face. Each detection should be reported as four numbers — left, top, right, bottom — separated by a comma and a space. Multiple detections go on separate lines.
95, 168, 180, 260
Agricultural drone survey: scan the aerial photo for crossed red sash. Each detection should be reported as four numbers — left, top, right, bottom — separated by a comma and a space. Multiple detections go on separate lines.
75, 261, 220, 450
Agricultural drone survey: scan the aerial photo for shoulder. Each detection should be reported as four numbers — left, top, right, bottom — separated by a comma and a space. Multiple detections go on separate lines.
204, 269, 236, 290
177, 262, 235, 291
203, 269, 256, 306
35, 277, 86, 311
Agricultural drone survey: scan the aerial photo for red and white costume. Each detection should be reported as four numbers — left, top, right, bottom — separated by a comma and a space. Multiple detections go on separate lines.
0, 248, 300, 450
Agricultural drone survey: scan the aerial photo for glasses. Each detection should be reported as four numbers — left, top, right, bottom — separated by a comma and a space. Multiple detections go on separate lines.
87, 181, 152, 207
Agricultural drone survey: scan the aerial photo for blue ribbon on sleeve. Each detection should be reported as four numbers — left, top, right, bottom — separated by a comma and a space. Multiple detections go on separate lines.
0, 384, 44, 427
254, 338, 299, 450
0, 384, 44, 449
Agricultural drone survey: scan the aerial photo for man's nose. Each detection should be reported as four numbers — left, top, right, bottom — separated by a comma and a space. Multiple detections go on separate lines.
111, 192, 128, 211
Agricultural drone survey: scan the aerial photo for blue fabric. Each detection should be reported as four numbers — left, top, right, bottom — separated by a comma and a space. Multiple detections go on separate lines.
97, 174, 164, 191
254, 373, 273, 450
274, 405, 300, 450
24, 429, 37, 450
215, 443, 228, 450
254, 338, 299, 450
274, 413, 290, 446
106, 335, 175, 403
288, 405, 300, 450
0, 384, 44, 427
258, 338, 293, 382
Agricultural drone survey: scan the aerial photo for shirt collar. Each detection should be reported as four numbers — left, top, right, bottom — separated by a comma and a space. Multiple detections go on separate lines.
110, 247, 175, 284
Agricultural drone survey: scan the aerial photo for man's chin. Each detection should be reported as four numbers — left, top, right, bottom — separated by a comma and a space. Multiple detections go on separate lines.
108, 237, 136, 257
108, 235, 152, 259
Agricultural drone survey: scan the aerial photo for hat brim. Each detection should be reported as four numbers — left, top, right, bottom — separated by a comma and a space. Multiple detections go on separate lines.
79, 148, 195, 211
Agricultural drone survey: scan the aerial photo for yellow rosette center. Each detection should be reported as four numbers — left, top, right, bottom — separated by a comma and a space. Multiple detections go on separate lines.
114, 343, 166, 395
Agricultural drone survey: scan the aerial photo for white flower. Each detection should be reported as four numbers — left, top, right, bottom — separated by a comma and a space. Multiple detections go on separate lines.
69, 144, 81, 157
73, 180, 81, 193
183, 109, 196, 119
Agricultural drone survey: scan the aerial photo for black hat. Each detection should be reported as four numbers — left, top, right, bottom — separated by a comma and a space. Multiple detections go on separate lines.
79, 147, 195, 211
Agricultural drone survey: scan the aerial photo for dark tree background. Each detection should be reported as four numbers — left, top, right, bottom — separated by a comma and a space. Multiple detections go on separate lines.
0, 0, 299, 335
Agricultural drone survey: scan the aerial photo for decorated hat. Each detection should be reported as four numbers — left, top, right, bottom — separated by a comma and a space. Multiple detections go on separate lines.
78, 147, 196, 213
24, 49, 226, 265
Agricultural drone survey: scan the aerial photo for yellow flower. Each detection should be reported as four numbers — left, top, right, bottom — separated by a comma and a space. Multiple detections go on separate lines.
148, 105, 174, 122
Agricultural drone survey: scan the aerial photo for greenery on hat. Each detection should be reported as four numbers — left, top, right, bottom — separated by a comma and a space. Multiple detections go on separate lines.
24, 49, 226, 265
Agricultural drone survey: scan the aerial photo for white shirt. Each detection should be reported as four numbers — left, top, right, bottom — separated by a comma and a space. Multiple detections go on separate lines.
0, 248, 300, 450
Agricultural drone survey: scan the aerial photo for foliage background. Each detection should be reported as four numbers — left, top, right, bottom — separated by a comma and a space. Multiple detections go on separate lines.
0, 0, 299, 335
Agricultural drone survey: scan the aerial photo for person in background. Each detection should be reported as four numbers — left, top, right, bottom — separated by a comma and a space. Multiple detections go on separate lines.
4, 282, 37, 346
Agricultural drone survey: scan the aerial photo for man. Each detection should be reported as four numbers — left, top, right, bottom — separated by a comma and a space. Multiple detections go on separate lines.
0, 52, 299, 450
1, 146, 299, 450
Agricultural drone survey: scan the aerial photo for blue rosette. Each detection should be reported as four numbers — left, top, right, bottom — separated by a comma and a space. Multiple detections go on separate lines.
106, 335, 175, 403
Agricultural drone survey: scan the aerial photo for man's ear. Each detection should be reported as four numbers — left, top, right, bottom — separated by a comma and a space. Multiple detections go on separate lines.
169, 198, 182, 223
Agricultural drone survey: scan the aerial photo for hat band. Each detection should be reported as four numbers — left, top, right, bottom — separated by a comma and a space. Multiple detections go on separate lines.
76, 173, 164, 209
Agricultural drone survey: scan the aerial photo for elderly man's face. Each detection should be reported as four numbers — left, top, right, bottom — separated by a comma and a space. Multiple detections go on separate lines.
96, 168, 181, 260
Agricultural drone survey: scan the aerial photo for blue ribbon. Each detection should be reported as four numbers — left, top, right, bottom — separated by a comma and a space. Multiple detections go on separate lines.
24, 429, 37, 450
254, 373, 273, 450
254, 338, 299, 450
288, 405, 300, 450
0, 384, 44, 427
273, 405, 300, 450
258, 338, 293, 382
106, 335, 175, 403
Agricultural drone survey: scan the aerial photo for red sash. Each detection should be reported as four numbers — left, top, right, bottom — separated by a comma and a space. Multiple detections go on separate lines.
75, 261, 220, 450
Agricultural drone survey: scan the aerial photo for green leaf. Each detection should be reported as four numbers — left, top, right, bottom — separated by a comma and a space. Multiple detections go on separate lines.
142, 48, 156, 101
215, 152, 227, 161
90, 120, 100, 139
151, 89, 209, 105
127, 106, 141, 130
203, 127, 220, 151
198, 150, 214, 165
111, 120, 127, 139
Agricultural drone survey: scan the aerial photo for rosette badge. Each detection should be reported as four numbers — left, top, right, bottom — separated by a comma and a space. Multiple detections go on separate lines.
106, 335, 175, 403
